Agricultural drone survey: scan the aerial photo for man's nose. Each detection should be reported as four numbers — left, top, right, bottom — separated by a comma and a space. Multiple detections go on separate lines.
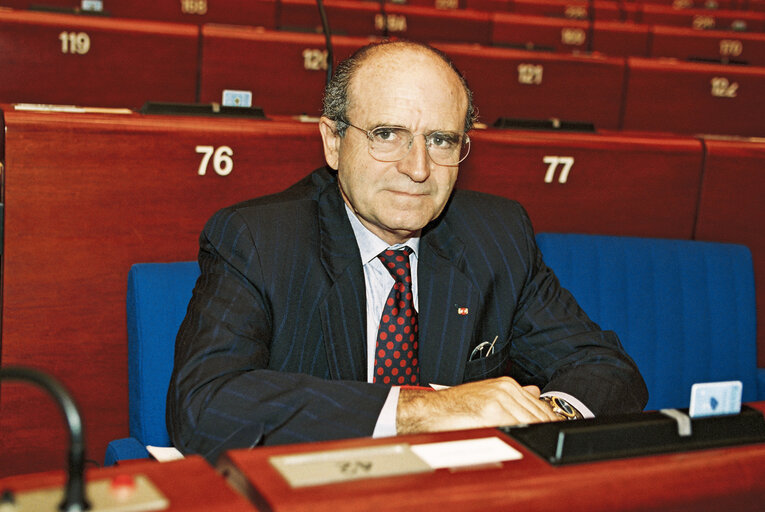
398, 134, 431, 182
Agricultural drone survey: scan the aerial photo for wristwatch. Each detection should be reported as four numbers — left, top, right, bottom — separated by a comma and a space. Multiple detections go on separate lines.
541, 396, 582, 420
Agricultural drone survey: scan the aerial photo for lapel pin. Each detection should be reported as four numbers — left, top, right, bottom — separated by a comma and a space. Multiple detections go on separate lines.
457, 307, 469, 315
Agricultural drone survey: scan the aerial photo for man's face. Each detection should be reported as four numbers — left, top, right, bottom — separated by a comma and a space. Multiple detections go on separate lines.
320, 48, 468, 245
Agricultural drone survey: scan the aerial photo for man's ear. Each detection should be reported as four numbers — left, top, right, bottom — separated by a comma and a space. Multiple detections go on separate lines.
319, 116, 341, 170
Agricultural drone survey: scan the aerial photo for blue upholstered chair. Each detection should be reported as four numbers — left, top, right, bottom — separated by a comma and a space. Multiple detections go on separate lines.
104, 262, 199, 466
104, 235, 762, 464
536, 233, 763, 411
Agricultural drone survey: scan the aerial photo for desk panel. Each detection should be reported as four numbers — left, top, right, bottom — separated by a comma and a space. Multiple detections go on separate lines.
0, 10, 198, 108
0, 456, 255, 511
694, 137, 765, 365
458, 128, 704, 237
591, 20, 651, 57
639, 4, 765, 32
199, 27, 371, 116
622, 57, 765, 137
108, 0, 277, 28
491, 12, 591, 53
0, 109, 324, 476
436, 43, 627, 129
218, 411, 765, 511
650, 25, 765, 66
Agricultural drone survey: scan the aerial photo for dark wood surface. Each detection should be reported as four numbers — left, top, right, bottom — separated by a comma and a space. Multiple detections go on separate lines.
0, 455, 256, 511
218, 402, 765, 512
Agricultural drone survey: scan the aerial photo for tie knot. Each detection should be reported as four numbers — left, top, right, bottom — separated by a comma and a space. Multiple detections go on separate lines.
378, 248, 413, 283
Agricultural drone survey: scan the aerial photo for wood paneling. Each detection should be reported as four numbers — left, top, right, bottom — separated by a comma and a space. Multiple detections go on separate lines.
0, 109, 324, 476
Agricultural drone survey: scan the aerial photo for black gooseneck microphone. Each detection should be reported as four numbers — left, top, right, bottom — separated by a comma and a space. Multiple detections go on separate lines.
315, 0, 334, 86
1, 366, 90, 511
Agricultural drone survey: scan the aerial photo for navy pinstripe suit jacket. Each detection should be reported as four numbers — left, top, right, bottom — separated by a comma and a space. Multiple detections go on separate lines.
167, 167, 647, 462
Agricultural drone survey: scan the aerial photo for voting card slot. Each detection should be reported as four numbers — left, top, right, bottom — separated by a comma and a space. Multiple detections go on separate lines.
501, 405, 765, 465
139, 102, 266, 119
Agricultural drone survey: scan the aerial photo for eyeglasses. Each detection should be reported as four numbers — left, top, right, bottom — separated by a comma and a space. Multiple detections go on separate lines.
343, 121, 471, 166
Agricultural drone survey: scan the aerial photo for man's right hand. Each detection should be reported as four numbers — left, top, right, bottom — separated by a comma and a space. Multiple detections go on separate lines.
396, 377, 561, 434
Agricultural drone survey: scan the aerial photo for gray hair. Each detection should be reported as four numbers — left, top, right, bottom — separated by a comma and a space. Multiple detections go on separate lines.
322, 40, 477, 136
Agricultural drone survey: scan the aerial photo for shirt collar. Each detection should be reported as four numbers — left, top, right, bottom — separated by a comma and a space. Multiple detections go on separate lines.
344, 203, 419, 265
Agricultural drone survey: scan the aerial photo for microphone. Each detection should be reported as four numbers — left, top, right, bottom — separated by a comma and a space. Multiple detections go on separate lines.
1, 366, 90, 511
315, 0, 335, 86
378, 0, 389, 39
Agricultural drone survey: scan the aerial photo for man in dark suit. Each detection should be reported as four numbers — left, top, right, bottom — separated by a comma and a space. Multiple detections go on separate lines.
167, 40, 648, 461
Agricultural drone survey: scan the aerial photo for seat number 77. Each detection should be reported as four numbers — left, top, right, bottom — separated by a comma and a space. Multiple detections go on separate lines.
543, 156, 575, 183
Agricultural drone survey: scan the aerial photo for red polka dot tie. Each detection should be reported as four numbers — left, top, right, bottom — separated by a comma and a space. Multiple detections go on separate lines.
374, 248, 419, 386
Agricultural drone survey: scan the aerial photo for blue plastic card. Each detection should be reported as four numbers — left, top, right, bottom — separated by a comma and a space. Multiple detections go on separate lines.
222, 90, 252, 108
689, 380, 743, 418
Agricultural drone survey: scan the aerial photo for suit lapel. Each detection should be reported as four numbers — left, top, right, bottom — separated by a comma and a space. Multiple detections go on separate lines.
418, 219, 479, 386
312, 169, 478, 385
316, 174, 368, 382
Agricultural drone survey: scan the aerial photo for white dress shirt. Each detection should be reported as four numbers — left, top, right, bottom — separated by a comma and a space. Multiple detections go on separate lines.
344, 204, 593, 438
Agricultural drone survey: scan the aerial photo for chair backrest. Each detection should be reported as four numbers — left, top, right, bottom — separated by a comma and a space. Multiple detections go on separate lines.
536, 233, 757, 411
127, 261, 199, 447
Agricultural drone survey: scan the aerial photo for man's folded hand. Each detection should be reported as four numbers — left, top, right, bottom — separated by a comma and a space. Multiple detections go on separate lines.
396, 376, 562, 434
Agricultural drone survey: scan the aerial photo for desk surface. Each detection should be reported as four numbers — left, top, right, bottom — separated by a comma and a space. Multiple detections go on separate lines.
0, 456, 255, 512
218, 402, 765, 512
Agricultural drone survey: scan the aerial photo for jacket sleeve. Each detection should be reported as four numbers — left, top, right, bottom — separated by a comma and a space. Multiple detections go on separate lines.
507, 205, 649, 415
166, 207, 390, 463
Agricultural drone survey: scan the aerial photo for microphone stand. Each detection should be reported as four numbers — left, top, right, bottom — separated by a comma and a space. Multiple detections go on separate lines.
315, 0, 335, 86
1, 366, 90, 511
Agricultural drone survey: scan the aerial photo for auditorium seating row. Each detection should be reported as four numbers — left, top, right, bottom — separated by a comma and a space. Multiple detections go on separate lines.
1, 9, 764, 137
4, 0, 765, 53
3, 0, 765, 30
0, 106, 762, 474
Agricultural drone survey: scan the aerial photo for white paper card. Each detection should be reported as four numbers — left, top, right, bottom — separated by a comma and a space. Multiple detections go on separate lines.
411, 437, 523, 469
270, 443, 432, 487
146, 445, 185, 462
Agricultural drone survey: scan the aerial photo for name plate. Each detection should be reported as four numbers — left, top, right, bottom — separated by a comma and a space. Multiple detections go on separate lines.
269, 443, 432, 488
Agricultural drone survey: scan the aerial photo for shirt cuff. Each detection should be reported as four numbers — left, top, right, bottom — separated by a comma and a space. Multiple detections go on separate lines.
540, 391, 595, 419
372, 386, 401, 438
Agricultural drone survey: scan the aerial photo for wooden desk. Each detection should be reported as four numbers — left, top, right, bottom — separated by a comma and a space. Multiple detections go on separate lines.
0, 107, 323, 476
460, 128, 704, 239
0, 456, 256, 511
218, 403, 765, 511
0, 10, 198, 108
